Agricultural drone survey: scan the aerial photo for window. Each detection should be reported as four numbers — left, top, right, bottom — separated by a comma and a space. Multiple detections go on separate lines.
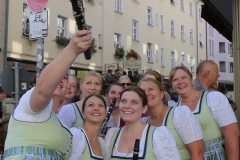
86, 0, 94, 4
180, 0, 184, 11
199, 8, 202, 21
114, 33, 121, 49
147, 43, 153, 62
219, 42, 225, 53
22, 3, 31, 37
219, 61, 226, 72
189, 2, 193, 16
212, 27, 214, 37
132, 20, 139, 41
161, 15, 164, 32
57, 15, 67, 37
212, 41, 214, 56
229, 62, 233, 73
170, 0, 176, 5
181, 25, 185, 41
161, 48, 165, 67
199, 34, 204, 47
181, 54, 185, 62
115, 0, 122, 13
156, 14, 158, 26
134, 0, 140, 2
209, 40, 212, 56
147, 7, 153, 25
190, 29, 194, 44
171, 20, 175, 37
209, 25, 211, 36
190, 57, 195, 72
171, 51, 175, 68
229, 43, 233, 55
156, 50, 159, 62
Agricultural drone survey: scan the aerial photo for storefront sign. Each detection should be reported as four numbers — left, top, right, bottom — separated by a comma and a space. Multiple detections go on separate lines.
105, 63, 118, 72
77, 70, 88, 78
123, 57, 141, 69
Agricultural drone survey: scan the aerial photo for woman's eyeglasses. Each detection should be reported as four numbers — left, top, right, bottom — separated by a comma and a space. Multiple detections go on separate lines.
121, 83, 131, 86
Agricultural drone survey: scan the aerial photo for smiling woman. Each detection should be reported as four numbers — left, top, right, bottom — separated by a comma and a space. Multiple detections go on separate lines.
3, 30, 92, 159
57, 71, 103, 129
169, 65, 239, 160
105, 86, 181, 159
69, 94, 107, 159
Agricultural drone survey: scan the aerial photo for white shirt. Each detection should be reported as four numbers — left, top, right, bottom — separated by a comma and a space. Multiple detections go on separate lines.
142, 106, 203, 144
69, 128, 106, 160
57, 103, 83, 128
180, 91, 237, 127
14, 88, 91, 159
105, 124, 181, 160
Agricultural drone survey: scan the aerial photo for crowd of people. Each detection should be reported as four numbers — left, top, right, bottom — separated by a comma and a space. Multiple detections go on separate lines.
0, 30, 239, 159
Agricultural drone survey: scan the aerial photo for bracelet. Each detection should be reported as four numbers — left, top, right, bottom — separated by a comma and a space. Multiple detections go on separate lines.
63, 52, 75, 63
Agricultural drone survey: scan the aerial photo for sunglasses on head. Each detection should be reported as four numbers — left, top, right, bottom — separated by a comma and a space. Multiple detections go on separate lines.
121, 83, 131, 86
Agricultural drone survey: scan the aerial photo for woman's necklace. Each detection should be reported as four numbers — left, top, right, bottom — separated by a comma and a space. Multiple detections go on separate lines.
149, 116, 162, 126
186, 91, 198, 107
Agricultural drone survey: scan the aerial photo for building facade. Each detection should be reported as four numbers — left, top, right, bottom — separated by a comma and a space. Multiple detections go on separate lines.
0, 0, 8, 81
206, 23, 234, 100
4, 0, 206, 83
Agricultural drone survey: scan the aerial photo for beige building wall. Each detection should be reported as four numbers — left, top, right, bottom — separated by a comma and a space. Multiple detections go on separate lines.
7, 0, 206, 78
7, 0, 103, 71
0, 0, 7, 75
92, 0, 206, 78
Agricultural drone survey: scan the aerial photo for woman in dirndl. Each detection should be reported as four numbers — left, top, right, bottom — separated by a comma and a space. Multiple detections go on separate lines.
57, 70, 103, 129
3, 30, 92, 159
69, 94, 107, 160
105, 86, 181, 160
169, 65, 239, 160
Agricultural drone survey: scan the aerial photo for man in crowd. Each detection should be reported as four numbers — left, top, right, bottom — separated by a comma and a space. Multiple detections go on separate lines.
133, 71, 140, 83
127, 70, 134, 82
194, 60, 220, 91
105, 69, 114, 84
113, 69, 120, 83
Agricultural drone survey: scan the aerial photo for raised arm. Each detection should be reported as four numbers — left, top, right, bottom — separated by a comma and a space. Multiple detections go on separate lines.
30, 30, 92, 112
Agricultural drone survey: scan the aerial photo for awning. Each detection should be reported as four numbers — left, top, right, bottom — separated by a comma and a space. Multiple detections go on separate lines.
201, 0, 233, 42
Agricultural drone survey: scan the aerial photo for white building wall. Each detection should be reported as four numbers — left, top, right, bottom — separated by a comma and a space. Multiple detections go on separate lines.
206, 23, 234, 83
7, 0, 207, 78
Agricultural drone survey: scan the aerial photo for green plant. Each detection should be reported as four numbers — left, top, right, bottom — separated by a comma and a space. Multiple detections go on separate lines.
55, 36, 70, 46
114, 46, 125, 59
90, 38, 97, 55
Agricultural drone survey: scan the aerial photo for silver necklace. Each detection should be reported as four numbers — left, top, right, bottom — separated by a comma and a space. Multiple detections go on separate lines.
187, 91, 198, 106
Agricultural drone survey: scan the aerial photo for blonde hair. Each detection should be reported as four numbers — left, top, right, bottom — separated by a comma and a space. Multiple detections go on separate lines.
80, 71, 103, 86
169, 66, 193, 84
138, 77, 167, 105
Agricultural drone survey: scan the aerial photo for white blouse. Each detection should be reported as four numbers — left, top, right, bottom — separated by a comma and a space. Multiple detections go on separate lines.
14, 88, 53, 122
180, 91, 237, 127
105, 124, 181, 160
142, 106, 203, 144
57, 103, 81, 129
13, 88, 94, 159
69, 128, 106, 160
